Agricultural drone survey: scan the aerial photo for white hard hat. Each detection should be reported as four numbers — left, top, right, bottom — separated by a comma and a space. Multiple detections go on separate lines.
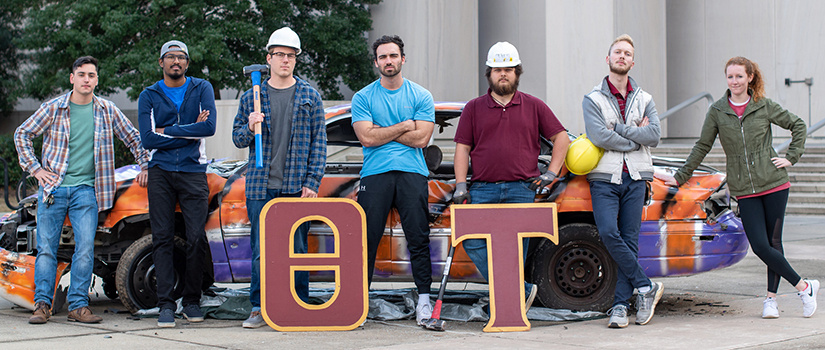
266, 27, 301, 55
486, 42, 521, 67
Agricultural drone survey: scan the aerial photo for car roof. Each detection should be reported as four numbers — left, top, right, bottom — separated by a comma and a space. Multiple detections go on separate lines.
325, 101, 466, 146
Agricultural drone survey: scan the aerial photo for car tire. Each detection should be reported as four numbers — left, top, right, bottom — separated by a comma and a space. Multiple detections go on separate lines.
531, 223, 616, 312
115, 235, 186, 313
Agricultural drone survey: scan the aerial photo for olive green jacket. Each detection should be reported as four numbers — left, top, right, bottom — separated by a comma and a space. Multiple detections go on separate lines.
674, 90, 806, 197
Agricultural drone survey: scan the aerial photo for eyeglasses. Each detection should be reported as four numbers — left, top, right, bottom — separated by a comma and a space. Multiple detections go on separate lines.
269, 52, 297, 60
163, 54, 189, 62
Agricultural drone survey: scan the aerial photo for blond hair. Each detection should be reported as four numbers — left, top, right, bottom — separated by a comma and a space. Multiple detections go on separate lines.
608, 34, 634, 56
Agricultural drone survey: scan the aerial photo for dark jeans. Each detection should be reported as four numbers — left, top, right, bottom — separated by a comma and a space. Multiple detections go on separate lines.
738, 188, 801, 293
148, 167, 209, 310
589, 173, 651, 308
358, 171, 432, 294
246, 188, 309, 310
463, 181, 533, 292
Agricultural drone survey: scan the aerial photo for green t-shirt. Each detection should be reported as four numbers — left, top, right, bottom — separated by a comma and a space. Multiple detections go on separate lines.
62, 101, 95, 187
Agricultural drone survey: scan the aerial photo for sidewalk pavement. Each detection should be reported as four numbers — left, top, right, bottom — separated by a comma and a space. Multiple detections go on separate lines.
1, 216, 823, 349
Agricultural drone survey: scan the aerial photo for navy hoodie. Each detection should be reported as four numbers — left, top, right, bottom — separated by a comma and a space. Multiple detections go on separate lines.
138, 77, 217, 173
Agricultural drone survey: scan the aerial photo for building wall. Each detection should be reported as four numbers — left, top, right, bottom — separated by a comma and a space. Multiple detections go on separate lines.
368, 0, 479, 102
666, 0, 825, 139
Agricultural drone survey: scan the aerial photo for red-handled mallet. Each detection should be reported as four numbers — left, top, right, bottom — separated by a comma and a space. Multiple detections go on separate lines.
421, 244, 456, 331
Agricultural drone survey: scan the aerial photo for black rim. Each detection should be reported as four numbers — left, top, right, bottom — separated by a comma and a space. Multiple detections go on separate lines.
553, 244, 606, 300
128, 250, 159, 309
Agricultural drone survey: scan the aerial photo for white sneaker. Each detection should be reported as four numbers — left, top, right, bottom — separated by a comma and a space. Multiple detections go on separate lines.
762, 298, 779, 319
799, 279, 819, 318
416, 301, 433, 326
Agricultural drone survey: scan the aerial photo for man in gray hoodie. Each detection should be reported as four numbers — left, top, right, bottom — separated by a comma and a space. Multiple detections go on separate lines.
582, 34, 662, 329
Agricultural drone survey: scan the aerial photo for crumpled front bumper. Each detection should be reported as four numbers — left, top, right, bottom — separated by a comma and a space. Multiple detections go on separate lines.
0, 247, 68, 310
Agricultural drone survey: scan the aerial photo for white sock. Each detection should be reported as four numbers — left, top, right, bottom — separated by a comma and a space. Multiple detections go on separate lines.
638, 285, 651, 294
766, 296, 776, 300
418, 293, 431, 306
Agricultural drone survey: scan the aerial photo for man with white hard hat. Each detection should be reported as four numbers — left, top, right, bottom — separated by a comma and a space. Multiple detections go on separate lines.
582, 34, 662, 328
232, 26, 326, 328
453, 41, 570, 317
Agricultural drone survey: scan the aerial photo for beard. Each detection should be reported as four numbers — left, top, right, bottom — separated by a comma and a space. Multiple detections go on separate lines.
609, 61, 631, 75
379, 64, 402, 78
166, 65, 186, 80
488, 75, 519, 96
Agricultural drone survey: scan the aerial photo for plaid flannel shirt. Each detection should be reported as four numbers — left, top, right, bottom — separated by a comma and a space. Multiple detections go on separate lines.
14, 92, 149, 211
231, 77, 326, 200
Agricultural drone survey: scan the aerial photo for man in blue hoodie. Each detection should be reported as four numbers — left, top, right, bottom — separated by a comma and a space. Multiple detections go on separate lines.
138, 40, 217, 328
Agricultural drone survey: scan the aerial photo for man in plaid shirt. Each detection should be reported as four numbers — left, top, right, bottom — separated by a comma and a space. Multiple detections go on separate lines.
232, 27, 326, 329
15, 56, 149, 325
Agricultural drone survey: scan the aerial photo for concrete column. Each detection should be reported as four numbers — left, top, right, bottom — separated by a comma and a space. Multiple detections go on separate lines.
368, 0, 479, 102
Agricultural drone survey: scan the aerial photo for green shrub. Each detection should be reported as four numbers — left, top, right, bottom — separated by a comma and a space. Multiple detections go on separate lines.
0, 133, 40, 187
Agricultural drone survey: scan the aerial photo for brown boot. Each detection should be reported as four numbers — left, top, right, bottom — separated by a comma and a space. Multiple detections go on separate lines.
28, 301, 51, 324
67, 306, 102, 323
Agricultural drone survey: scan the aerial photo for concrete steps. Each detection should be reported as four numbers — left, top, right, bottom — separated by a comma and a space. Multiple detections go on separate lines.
653, 140, 825, 215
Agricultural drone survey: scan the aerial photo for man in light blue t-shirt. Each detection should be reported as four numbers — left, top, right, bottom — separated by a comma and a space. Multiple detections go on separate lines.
351, 35, 435, 326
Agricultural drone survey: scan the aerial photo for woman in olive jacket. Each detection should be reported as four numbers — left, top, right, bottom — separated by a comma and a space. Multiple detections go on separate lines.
659, 57, 817, 319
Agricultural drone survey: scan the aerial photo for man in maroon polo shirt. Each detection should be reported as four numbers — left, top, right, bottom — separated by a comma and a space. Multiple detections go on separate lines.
452, 41, 570, 313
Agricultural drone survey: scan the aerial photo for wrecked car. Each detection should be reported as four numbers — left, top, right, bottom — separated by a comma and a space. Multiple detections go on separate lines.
0, 102, 748, 313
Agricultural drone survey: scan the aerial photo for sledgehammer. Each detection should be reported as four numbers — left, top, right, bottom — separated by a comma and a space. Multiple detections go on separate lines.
421, 245, 456, 331
243, 64, 269, 168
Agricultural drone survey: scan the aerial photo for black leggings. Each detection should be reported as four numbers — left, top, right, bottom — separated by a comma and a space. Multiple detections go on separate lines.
738, 188, 801, 293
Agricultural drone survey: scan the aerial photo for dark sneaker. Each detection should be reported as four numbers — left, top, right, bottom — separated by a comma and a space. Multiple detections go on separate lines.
67, 306, 103, 323
635, 282, 664, 325
525, 283, 538, 313
243, 311, 265, 329
28, 301, 51, 324
607, 305, 629, 328
182, 304, 204, 323
158, 308, 176, 328
800, 279, 819, 317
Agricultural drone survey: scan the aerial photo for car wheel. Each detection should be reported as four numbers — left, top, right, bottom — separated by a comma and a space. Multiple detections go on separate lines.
115, 235, 186, 313
531, 223, 616, 312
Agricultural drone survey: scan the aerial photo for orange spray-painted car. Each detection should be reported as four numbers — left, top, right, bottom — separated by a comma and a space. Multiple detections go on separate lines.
0, 102, 746, 313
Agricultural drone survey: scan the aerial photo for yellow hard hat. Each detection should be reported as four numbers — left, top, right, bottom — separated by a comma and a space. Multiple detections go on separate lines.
565, 134, 604, 175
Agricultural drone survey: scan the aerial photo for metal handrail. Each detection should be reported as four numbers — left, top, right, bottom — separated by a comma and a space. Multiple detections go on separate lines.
774, 118, 825, 153
660, 91, 820, 154
659, 92, 714, 122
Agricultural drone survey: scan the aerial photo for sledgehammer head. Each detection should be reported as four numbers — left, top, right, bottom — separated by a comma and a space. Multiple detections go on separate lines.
421, 318, 446, 331
243, 64, 269, 76
243, 64, 269, 85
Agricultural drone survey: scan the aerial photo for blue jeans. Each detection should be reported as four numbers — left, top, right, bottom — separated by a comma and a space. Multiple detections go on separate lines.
463, 181, 533, 292
247, 189, 309, 310
589, 173, 651, 307
34, 185, 98, 311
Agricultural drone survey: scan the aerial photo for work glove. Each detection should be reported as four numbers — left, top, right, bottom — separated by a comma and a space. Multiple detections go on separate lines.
453, 182, 471, 204
528, 171, 558, 191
